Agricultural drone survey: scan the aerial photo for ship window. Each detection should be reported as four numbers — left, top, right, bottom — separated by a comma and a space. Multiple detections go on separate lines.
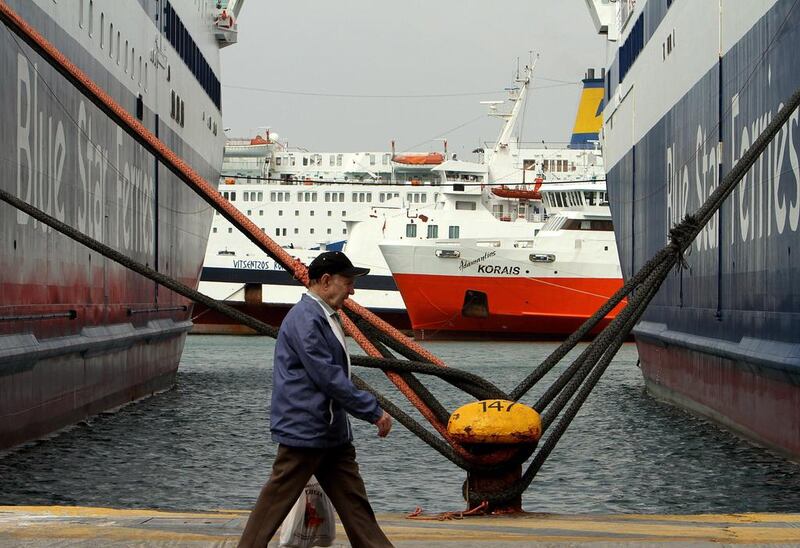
295, 210, 299, 216
228, 227, 232, 233
79, 0, 85, 28
124, 40, 129, 72
406, 224, 417, 238
329, 155, 335, 166
327, 228, 332, 234
116, 31, 120, 64
275, 228, 280, 236
337, 154, 343, 166
212, 227, 217, 233
108, 23, 114, 57
448, 226, 460, 238
278, 210, 282, 216
328, 211, 331, 216
294, 228, 299, 234
283, 228, 287, 236
88, 0, 94, 36
310, 211, 315, 216
246, 209, 252, 215
100, 13, 104, 47
138, 56, 143, 87
455, 200, 477, 211
343, 228, 347, 234
584, 191, 596, 205
369, 154, 376, 166
310, 228, 315, 234
461, 290, 489, 318
366, 193, 372, 203
427, 225, 438, 239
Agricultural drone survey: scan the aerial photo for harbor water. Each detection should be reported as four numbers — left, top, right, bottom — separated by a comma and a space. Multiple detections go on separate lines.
1, 335, 799, 514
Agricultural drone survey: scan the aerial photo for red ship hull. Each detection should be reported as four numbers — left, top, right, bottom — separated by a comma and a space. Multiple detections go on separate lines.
392, 273, 624, 340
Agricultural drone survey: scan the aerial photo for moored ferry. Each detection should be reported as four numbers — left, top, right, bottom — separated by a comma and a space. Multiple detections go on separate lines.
379, 181, 622, 340
586, 0, 800, 457
0, 0, 240, 449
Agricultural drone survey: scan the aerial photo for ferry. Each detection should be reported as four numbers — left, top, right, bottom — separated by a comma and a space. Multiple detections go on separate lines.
586, 0, 800, 458
379, 181, 622, 340
0, 0, 241, 449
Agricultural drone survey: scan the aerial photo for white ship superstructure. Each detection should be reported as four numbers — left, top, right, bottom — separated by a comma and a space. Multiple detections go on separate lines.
194, 64, 605, 332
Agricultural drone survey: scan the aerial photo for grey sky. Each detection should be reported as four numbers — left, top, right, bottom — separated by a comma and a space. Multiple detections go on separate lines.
220, 1, 606, 158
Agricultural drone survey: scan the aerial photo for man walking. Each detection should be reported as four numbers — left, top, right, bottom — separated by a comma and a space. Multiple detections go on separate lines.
239, 251, 394, 547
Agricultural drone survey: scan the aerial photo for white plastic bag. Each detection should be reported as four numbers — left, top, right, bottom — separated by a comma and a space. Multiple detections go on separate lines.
279, 476, 336, 548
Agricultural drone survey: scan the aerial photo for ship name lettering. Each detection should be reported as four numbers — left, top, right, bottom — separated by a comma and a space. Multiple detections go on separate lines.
729, 83, 800, 244
233, 259, 278, 270
16, 53, 67, 230
477, 263, 520, 275
458, 250, 496, 271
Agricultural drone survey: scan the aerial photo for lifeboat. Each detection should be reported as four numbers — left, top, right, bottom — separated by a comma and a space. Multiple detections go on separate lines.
250, 135, 270, 145
490, 178, 543, 200
392, 152, 445, 165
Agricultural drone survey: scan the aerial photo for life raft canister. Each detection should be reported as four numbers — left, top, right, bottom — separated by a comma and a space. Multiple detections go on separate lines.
447, 399, 541, 444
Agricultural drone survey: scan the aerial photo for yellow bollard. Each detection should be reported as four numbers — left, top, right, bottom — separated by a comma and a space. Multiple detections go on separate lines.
448, 400, 541, 513
448, 400, 541, 444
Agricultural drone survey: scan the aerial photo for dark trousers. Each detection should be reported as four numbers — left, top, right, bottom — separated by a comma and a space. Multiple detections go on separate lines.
238, 443, 393, 548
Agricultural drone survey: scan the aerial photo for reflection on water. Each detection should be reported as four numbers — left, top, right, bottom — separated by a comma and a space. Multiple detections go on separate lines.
1, 336, 799, 514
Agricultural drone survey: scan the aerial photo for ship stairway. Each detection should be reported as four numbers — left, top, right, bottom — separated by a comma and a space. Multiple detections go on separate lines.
2, 0, 798, 514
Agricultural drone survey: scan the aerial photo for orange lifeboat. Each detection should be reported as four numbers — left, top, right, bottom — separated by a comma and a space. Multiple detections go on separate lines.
392, 152, 445, 165
250, 135, 270, 145
491, 178, 543, 200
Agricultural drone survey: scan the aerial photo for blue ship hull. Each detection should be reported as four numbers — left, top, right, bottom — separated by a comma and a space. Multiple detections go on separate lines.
604, 1, 800, 457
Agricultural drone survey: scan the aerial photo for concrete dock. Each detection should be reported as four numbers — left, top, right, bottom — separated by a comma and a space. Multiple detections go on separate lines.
2, 506, 800, 546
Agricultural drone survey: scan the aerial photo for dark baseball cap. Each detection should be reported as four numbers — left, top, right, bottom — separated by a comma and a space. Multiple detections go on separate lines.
308, 251, 370, 280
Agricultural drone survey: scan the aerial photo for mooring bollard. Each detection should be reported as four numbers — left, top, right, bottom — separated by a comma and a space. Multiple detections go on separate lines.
448, 399, 541, 513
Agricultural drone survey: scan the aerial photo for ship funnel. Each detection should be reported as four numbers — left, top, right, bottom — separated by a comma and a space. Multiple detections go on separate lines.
569, 68, 605, 146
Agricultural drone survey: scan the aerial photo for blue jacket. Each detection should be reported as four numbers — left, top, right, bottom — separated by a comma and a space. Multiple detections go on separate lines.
270, 293, 383, 448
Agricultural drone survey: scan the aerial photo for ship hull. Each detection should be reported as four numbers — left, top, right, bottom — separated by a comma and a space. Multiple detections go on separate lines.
637, 338, 800, 458
602, 0, 800, 455
0, 1, 223, 449
392, 273, 622, 340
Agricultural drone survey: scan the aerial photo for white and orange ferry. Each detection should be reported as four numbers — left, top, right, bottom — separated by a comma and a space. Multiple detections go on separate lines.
379, 180, 623, 339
